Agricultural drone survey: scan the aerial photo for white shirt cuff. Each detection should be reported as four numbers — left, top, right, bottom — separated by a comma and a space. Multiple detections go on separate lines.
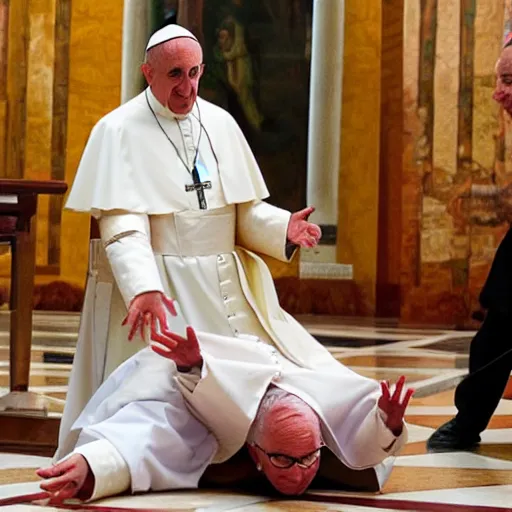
73, 439, 131, 501
377, 408, 407, 453
99, 212, 165, 307
236, 201, 291, 262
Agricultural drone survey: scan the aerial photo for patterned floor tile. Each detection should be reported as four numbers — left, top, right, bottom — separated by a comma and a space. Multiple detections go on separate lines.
1, 314, 511, 510
87, 490, 271, 511
381, 483, 512, 509
233, 502, 398, 511
0, 482, 43, 500
0, 454, 51, 471
477, 444, 512, 462
382, 466, 512, 493
0, 469, 39, 486
0, 373, 69, 388
394, 452, 512, 469
349, 369, 437, 383
409, 389, 456, 407
315, 336, 400, 348
404, 415, 512, 429
338, 355, 459, 370
420, 337, 472, 354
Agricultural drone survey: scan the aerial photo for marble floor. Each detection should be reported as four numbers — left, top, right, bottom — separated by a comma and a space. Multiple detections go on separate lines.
1, 312, 512, 511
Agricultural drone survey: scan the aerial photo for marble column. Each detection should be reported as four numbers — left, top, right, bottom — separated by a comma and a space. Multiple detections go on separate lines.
304, 0, 344, 261
336, 0, 382, 308
121, 0, 156, 103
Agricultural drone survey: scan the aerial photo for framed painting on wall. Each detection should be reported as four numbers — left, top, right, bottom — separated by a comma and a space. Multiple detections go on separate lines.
172, 0, 313, 213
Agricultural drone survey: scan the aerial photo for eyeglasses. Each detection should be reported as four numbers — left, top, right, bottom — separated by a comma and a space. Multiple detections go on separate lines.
253, 443, 323, 469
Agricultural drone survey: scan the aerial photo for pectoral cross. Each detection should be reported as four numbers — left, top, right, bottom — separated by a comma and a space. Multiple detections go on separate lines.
185, 165, 212, 210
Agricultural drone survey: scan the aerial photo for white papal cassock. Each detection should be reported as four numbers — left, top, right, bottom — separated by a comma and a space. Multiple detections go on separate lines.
58, 87, 407, 497
62, 331, 407, 501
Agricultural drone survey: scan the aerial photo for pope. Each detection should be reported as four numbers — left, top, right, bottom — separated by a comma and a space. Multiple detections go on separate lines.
57, 24, 322, 456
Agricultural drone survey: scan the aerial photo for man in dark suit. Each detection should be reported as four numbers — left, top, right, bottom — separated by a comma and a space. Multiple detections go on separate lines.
427, 36, 512, 451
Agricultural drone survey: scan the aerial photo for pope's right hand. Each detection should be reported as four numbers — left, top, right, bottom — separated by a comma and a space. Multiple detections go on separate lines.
122, 291, 177, 344
37, 454, 94, 503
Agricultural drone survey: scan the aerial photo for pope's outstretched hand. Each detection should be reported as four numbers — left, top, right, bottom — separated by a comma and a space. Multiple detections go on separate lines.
151, 325, 203, 370
287, 206, 322, 248
37, 454, 93, 504
122, 291, 177, 343
378, 375, 414, 436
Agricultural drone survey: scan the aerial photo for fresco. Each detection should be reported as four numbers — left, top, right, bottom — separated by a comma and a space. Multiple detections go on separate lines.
401, 0, 512, 325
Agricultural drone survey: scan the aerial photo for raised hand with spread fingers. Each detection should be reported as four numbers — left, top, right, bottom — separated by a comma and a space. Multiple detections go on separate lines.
151, 325, 203, 371
378, 375, 414, 436
122, 291, 177, 343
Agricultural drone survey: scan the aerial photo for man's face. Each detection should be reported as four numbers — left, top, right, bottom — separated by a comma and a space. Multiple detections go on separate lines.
493, 46, 512, 116
142, 37, 204, 115
248, 401, 322, 495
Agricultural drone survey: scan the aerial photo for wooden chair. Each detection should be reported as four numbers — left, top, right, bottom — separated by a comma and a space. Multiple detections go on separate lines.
0, 179, 67, 412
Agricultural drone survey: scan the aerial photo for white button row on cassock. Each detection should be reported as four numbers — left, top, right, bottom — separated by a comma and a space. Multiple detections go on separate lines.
216, 253, 281, 381
260, 340, 282, 382
217, 253, 243, 336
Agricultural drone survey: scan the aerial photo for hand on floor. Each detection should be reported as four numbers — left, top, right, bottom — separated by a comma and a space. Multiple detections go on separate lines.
122, 291, 177, 343
378, 375, 414, 436
287, 206, 322, 248
36, 454, 94, 503
151, 325, 203, 370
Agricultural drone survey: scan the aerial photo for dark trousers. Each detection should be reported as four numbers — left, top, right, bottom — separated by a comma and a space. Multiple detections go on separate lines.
455, 310, 512, 434
454, 228, 512, 435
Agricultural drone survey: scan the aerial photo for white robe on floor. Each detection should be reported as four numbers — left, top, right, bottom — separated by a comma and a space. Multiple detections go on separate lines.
63, 331, 407, 502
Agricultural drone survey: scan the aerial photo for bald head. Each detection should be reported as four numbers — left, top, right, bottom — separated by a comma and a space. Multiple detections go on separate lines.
250, 389, 321, 447
141, 37, 203, 115
247, 388, 322, 496
496, 46, 512, 76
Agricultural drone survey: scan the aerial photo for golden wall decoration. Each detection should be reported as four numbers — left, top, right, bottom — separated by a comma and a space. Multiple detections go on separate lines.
400, 0, 511, 325
0, 0, 123, 289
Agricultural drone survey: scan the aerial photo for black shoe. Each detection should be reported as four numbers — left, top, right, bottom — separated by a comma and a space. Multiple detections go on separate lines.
426, 418, 481, 452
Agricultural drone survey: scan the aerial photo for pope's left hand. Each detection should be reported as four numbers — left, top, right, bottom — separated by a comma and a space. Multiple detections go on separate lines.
151, 326, 203, 370
378, 375, 414, 436
287, 206, 322, 248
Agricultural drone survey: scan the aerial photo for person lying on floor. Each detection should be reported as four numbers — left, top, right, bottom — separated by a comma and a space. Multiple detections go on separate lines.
38, 327, 413, 503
